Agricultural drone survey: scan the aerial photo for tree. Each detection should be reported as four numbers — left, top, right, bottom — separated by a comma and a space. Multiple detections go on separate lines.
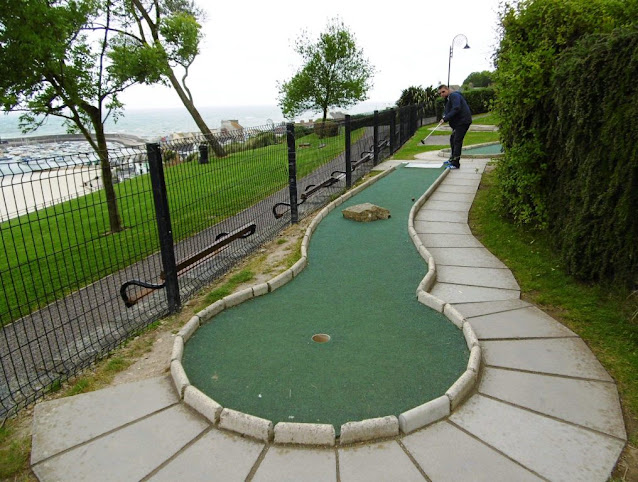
278, 18, 375, 124
462, 71, 493, 88
396, 86, 438, 110
107, 0, 225, 156
0, 0, 134, 233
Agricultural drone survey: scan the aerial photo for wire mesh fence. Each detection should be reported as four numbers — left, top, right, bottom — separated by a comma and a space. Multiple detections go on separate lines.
0, 104, 431, 418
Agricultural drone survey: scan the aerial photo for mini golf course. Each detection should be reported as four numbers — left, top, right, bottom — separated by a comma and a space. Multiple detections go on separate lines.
182, 165, 469, 432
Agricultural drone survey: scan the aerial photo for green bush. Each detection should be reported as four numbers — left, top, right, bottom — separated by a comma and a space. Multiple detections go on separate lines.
462, 88, 495, 115
246, 131, 279, 149
493, 0, 638, 287
546, 26, 638, 287
313, 120, 339, 138
434, 88, 495, 119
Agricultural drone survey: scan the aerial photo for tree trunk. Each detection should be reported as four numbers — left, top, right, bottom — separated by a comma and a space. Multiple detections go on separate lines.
165, 70, 226, 157
88, 110, 123, 233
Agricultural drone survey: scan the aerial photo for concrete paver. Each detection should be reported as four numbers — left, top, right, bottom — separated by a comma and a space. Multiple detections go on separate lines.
427, 191, 477, 203
338, 441, 425, 481
414, 208, 468, 223
453, 299, 533, 318
469, 306, 576, 339
31, 376, 179, 464
431, 283, 520, 304
149, 428, 264, 481
450, 395, 625, 482
430, 183, 479, 194
482, 337, 614, 381
418, 233, 484, 248
252, 446, 336, 482
428, 247, 507, 268
479, 367, 626, 439
402, 420, 542, 481
420, 200, 473, 212
436, 265, 519, 290
32, 404, 208, 482
413, 220, 472, 234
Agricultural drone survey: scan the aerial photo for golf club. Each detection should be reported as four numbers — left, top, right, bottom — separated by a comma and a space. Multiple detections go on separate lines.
419, 120, 444, 145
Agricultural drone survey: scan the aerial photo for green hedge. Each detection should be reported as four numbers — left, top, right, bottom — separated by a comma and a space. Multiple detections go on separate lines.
435, 87, 495, 119
492, 0, 638, 287
546, 27, 638, 286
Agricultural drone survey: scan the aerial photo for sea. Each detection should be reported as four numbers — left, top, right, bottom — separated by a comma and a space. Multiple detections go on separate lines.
0, 102, 394, 177
0, 102, 394, 141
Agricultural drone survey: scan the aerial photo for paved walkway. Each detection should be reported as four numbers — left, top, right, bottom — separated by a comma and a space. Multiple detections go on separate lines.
29, 154, 626, 481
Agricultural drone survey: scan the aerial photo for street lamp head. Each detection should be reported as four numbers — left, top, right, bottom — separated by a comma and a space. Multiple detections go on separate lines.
448, 34, 470, 88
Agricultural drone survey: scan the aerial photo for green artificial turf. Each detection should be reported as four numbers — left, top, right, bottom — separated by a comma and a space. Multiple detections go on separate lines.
182, 165, 469, 432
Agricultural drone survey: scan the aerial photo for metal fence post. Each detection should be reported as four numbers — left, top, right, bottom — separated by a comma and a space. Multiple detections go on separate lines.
198, 143, 209, 164
286, 123, 299, 224
373, 110, 379, 165
389, 109, 396, 154
147, 143, 180, 313
345, 115, 352, 188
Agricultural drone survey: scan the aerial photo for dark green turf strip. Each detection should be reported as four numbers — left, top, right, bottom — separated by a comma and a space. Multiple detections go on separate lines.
182, 165, 469, 432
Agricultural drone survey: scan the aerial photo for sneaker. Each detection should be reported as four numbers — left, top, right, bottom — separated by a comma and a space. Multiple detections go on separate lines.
446, 164, 459, 170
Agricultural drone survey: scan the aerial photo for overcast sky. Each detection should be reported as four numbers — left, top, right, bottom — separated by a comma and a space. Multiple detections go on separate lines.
118, 0, 503, 110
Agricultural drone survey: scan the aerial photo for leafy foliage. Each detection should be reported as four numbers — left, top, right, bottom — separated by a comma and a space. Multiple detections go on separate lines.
278, 18, 375, 123
493, 0, 638, 287
547, 26, 638, 286
0, 0, 130, 232
396, 86, 437, 114
462, 70, 494, 88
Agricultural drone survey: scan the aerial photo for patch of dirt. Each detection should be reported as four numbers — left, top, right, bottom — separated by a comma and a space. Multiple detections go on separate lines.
111, 216, 312, 387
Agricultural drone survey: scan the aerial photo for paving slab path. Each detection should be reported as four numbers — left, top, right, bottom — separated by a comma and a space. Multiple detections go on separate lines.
29, 155, 626, 481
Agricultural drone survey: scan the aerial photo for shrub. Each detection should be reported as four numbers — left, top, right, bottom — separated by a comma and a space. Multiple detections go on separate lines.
246, 131, 278, 149
462, 88, 495, 115
313, 120, 339, 138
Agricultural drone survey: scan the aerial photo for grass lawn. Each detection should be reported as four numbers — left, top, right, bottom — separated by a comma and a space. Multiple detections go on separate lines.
0, 129, 364, 326
391, 118, 501, 160
470, 167, 638, 450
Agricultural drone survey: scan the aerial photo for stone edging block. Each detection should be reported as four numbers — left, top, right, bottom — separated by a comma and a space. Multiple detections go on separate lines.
339, 416, 399, 445
219, 408, 273, 442
170, 360, 189, 398
417, 291, 445, 312
267, 269, 293, 292
252, 283, 269, 297
274, 422, 335, 446
178, 315, 200, 342
171, 335, 184, 362
223, 287, 254, 308
399, 395, 450, 434
443, 303, 466, 329
462, 322, 479, 349
468, 345, 481, 373
291, 257, 307, 277
446, 370, 477, 410
184, 385, 222, 424
197, 300, 225, 323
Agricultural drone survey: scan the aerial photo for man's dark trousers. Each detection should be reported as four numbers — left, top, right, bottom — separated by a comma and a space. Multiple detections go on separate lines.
449, 123, 471, 167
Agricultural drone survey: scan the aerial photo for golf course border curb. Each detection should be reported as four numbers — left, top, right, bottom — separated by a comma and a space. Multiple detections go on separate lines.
170, 164, 480, 445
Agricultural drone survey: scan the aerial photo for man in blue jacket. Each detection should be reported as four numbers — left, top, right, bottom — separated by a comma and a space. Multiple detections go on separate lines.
438, 85, 472, 169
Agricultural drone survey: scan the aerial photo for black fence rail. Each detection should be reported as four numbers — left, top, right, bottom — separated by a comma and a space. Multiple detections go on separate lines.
0, 104, 430, 418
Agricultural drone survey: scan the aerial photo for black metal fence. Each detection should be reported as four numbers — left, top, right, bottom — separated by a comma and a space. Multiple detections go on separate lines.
0, 104, 433, 418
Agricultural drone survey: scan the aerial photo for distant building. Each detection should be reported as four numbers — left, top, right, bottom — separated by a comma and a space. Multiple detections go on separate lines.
220, 120, 244, 135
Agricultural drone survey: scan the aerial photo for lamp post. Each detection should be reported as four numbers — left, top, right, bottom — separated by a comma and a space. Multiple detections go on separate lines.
447, 34, 470, 87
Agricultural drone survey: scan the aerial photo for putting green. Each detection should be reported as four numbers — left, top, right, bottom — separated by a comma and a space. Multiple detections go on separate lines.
183, 165, 469, 432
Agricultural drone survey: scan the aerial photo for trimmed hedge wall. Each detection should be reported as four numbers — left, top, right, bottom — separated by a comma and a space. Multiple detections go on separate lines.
492, 0, 638, 287
546, 27, 638, 286
435, 87, 495, 119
